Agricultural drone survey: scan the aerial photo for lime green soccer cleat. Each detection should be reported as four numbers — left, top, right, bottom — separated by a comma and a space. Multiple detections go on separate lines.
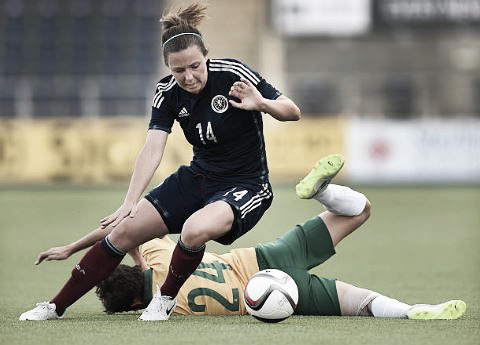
295, 154, 345, 199
407, 300, 466, 320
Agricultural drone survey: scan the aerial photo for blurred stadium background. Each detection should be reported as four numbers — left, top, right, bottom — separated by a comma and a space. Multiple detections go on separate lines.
1, 0, 479, 185
0, 2, 479, 343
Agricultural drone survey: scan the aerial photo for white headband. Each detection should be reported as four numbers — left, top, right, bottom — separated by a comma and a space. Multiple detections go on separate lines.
162, 32, 202, 48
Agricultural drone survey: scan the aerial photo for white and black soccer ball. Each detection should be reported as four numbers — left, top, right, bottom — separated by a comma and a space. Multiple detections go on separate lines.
243, 269, 298, 323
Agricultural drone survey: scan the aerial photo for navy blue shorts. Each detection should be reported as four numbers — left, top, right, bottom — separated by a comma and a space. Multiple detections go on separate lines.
145, 165, 273, 245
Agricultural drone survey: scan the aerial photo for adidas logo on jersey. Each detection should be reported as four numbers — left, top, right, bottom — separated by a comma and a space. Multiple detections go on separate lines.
178, 107, 190, 118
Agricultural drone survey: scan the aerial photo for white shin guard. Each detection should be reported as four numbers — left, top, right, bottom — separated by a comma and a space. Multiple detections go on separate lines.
339, 286, 379, 316
314, 184, 367, 216
339, 283, 412, 318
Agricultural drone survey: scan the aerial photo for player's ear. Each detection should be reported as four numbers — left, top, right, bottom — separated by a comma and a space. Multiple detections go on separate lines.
130, 297, 146, 310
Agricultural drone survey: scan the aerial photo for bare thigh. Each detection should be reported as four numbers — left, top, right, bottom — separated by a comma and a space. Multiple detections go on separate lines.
108, 198, 169, 252
181, 200, 234, 247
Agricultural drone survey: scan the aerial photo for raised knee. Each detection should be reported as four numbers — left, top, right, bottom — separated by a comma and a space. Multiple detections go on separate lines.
107, 224, 136, 252
362, 198, 372, 220
353, 197, 371, 229
181, 221, 210, 247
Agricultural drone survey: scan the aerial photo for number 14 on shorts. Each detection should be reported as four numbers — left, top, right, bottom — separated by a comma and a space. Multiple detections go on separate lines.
224, 188, 248, 201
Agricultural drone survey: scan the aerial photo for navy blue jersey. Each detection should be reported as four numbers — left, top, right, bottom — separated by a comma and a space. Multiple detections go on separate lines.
149, 58, 282, 182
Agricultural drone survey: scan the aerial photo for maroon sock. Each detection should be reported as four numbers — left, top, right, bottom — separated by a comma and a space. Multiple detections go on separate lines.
160, 239, 205, 298
51, 238, 125, 316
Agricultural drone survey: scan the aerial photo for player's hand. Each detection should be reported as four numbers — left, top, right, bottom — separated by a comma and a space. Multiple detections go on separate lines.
35, 245, 72, 265
100, 201, 138, 228
229, 78, 264, 111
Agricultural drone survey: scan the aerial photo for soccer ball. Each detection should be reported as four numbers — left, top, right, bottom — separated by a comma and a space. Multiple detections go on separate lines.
243, 269, 298, 323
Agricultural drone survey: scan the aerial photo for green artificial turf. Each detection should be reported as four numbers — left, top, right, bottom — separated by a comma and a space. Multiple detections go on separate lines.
1, 185, 478, 345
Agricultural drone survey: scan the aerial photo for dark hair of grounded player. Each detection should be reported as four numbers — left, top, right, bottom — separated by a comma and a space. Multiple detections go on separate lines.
95, 264, 144, 313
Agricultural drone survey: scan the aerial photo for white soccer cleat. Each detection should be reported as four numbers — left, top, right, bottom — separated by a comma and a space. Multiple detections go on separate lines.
138, 285, 177, 321
407, 300, 466, 320
19, 302, 63, 321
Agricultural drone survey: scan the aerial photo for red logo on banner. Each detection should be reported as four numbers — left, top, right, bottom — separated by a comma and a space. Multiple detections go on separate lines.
370, 140, 389, 160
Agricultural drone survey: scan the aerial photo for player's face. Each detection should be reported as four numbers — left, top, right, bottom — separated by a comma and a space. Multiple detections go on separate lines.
167, 45, 208, 94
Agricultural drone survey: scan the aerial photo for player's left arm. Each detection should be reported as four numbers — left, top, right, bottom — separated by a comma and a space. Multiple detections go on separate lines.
228, 78, 301, 121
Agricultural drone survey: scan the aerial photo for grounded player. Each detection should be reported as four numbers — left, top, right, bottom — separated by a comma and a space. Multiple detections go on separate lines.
18, 2, 300, 321
20, 155, 466, 320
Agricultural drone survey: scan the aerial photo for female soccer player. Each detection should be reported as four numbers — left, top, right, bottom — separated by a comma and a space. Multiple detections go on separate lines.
19, 2, 300, 321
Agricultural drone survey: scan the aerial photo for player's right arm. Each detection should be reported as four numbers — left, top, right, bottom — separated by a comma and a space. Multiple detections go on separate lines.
100, 129, 168, 228
35, 232, 149, 266
34, 226, 111, 265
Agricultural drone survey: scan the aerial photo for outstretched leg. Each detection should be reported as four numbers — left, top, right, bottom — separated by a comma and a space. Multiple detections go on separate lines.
336, 281, 466, 320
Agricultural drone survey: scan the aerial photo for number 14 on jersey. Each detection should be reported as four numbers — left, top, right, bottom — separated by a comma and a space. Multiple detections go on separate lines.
196, 122, 218, 145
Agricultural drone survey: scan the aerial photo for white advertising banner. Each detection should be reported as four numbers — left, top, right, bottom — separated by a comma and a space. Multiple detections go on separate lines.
272, 0, 371, 36
375, 0, 480, 24
346, 117, 480, 183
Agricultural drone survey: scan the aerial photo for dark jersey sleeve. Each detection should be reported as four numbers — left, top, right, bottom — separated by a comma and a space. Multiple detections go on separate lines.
148, 76, 177, 133
210, 58, 282, 101
239, 60, 282, 100
256, 79, 282, 100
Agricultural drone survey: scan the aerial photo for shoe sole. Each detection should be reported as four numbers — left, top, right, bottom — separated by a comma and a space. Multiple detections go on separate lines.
138, 316, 168, 321
407, 300, 466, 320
19, 314, 61, 321
295, 154, 345, 199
